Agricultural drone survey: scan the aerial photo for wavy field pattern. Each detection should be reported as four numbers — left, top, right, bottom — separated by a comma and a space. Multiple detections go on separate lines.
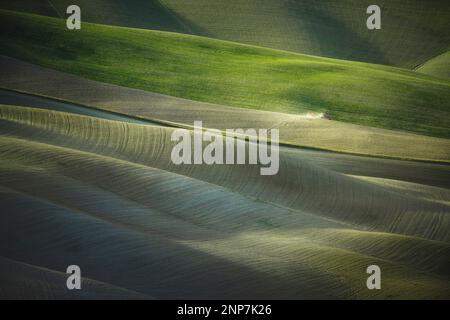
1, 56, 450, 163
1, 10, 450, 138
2, 0, 449, 68
1, 105, 449, 299
1, 1, 449, 301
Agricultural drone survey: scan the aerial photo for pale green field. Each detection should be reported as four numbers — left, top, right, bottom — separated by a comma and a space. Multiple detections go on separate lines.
1, 56, 450, 162
1, 105, 449, 299
1, 2, 450, 300
1, 10, 450, 138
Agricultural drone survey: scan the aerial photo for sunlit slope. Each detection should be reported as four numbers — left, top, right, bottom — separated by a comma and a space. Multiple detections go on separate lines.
1, 105, 449, 242
2, 56, 450, 162
1, 105, 449, 299
2, 1, 449, 68
417, 51, 450, 79
1, 10, 450, 138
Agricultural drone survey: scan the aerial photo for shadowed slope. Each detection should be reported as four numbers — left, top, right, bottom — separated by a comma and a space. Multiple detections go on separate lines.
1, 104, 450, 241
2, 1, 449, 68
161, 0, 450, 68
0, 0, 190, 32
0, 256, 150, 299
417, 51, 450, 79
0, 105, 449, 299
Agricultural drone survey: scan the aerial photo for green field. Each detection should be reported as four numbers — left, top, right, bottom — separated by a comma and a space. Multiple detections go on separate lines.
1, 10, 450, 138
2, 58, 450, 163
1, 104, 449, 299
0, 0, 188, 33
2, 0, 449, 68
417, 51, 450, 79
2, 1, 450, 301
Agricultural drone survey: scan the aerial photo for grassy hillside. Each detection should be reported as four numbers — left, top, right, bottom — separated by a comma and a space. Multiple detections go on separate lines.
1, 104, 449, 298
2, 0, 449, 68
161, 0, 450, 68
417, 51, 450, 79
1, 10, 450, 138
2, 57, 450, 162
0, 0, 189, 33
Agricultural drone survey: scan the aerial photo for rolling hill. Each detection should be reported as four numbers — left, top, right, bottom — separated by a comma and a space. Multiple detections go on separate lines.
0, 104, 449, 299
0, 0, 188, 33
0, 256, 150, 299
417, 51, 450, 79
2, 1, 450, 301
2, 56, 450, 163
1, 0, 449, 68
1, 10, 450, 139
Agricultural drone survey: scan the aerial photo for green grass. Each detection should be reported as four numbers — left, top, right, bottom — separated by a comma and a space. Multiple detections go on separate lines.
161, 0, 450, 69
417, 51, 450, 79
0, 0, 189, 33
2, 0, 450, 68
1, 9, 450, 138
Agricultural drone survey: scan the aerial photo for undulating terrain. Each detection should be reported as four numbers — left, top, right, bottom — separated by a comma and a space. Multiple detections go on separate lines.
1, 10, 450, 138
2, 0, 450, 70
0, 1, 449, 300
417, 51, 450, 79
1, 105, 449, 299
